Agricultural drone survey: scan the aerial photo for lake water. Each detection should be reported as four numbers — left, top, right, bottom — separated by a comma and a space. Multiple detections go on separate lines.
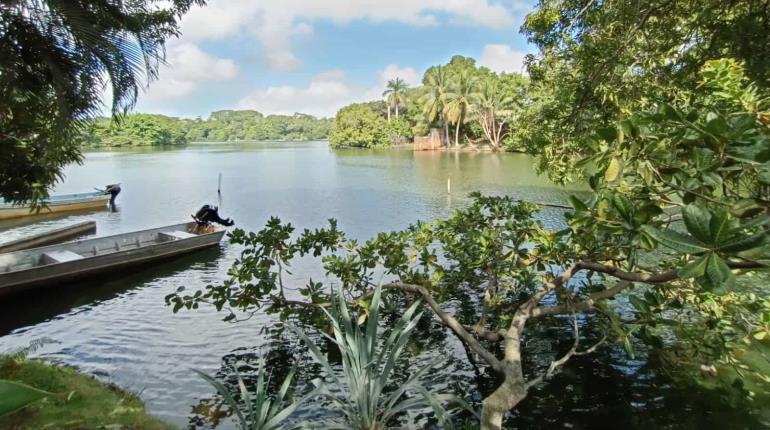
0, 141, 765, 429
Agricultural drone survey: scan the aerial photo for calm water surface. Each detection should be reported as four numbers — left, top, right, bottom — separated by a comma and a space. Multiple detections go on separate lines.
0, 142, 764, 429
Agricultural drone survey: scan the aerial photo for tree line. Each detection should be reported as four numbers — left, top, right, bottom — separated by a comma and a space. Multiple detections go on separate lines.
79, 110, 332, 147
330, 56, 528, 150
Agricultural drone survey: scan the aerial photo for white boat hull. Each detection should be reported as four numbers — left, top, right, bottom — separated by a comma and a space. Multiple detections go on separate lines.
0, 222, 224, 295
0, 194, 112, 220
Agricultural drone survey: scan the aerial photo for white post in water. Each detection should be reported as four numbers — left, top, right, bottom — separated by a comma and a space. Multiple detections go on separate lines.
447, 177, 451, 194
218, 173, 222, 194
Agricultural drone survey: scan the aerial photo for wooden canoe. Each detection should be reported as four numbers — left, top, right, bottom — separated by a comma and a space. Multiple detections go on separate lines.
0, 222, 225, 296
0, 187, 118, 220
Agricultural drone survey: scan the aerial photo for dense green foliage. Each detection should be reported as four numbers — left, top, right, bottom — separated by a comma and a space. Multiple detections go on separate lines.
169, 62, 770, 429
294, 286, 464, 429
80, 110, 332, 147
0, 0, 200, 203
195, 286, 466, 429
82, 114, 188, 147
185, 111, 332, 142
331, 56, 528, 151
517, 0, 770, 181
329, 104, 390, 148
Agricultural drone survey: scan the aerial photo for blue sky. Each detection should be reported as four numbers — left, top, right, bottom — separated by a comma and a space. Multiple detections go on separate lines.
133, 0, 537, 119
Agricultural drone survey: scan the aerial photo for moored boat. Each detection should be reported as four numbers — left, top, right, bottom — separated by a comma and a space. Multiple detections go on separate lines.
0, 222, 224, 296
0, 184, 121, 220
0, 221, 97, 253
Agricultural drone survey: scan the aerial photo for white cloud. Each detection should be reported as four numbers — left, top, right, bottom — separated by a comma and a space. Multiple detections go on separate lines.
237, 70, 355, 118
143, 43, 239, 100
361, 64, 423, 100
180, 0, 522, 71
479, 44, 528, 74
378, 64, 421, 86
237, 63, 422, 117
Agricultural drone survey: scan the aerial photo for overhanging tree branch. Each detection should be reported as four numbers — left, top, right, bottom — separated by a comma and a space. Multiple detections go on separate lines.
383, 282, 505, 373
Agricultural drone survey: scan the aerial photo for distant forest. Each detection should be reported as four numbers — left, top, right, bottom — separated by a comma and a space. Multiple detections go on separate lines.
80, 110, 332, 147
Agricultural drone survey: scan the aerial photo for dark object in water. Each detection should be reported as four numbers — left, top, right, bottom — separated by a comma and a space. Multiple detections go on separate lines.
95, 183, 121, 208
192, 205, 234, 227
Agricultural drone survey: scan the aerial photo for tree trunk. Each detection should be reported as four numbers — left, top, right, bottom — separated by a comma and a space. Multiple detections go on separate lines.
395, 103, 399, 118
387, 105, 391, 122
444, 121, 450, 147
455, 120, 461, 148
455, 107, 467, 148
480, 317, 529, 430
480, 372, 527, 430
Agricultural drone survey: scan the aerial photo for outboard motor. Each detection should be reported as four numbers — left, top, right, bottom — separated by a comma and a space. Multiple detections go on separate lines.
192, 205, 234, 227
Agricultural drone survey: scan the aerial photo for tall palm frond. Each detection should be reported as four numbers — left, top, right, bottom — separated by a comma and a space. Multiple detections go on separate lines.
443, 70, 480, 147
0, 0, 201, 203
471, 78, 515, 150
419, 65, 452, 144
420, 66, 449, 123
382, 77, 410, 120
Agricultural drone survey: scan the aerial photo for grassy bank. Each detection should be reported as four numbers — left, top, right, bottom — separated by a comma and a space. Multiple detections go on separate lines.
0, 355, 175, 430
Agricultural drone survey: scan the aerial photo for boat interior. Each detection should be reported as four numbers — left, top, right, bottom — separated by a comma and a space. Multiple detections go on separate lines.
0, 222, 211, 273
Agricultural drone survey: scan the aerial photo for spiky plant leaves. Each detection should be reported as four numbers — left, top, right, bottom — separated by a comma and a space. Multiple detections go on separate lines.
291, 285, 474, 429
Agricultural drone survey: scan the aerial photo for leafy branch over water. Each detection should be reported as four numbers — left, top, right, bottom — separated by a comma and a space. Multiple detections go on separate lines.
169, 60, 770, 429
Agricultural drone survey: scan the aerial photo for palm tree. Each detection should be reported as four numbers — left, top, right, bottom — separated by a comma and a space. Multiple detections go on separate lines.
419, 65, 451, 146
473, 78, 514, 151
443, 70, 480, 147
0, 0, 200, 203
382, 77, 409, 121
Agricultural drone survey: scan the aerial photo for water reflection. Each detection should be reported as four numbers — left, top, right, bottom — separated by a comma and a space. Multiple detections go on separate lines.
0, 246, 222, 336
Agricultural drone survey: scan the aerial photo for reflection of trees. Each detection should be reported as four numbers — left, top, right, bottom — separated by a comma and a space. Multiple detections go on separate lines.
186, 322, 317, 429
0, 247, 222, 336
187, 303, 763, 429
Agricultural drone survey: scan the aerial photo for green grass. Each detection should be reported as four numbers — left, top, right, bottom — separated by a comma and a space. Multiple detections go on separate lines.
0, 355, 176, 430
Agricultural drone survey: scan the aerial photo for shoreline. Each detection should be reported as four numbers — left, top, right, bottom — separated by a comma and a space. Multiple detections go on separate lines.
0, 355, 175, 430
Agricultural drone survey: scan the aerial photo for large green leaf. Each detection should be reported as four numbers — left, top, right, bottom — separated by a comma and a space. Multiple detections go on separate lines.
737, 243, 770, 266
0, 380, 52, 417
758, 163, 770, 184
678, 254, 709, 279
705, 253, 733, 286
569, 195, 588, 212
610, 194, 634, 224
708, 208, 734, 244
605, 157, 622, 182
682, 204, 712, 244
641, 225, 710, 254
720, 232, 768, 254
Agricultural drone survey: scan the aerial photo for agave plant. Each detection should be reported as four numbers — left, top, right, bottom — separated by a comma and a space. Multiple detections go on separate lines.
293, 286, 471, 429
195, 359, 314, 430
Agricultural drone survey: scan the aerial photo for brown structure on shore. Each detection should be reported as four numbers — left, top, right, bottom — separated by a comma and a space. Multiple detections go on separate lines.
413, 129, 446, 151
